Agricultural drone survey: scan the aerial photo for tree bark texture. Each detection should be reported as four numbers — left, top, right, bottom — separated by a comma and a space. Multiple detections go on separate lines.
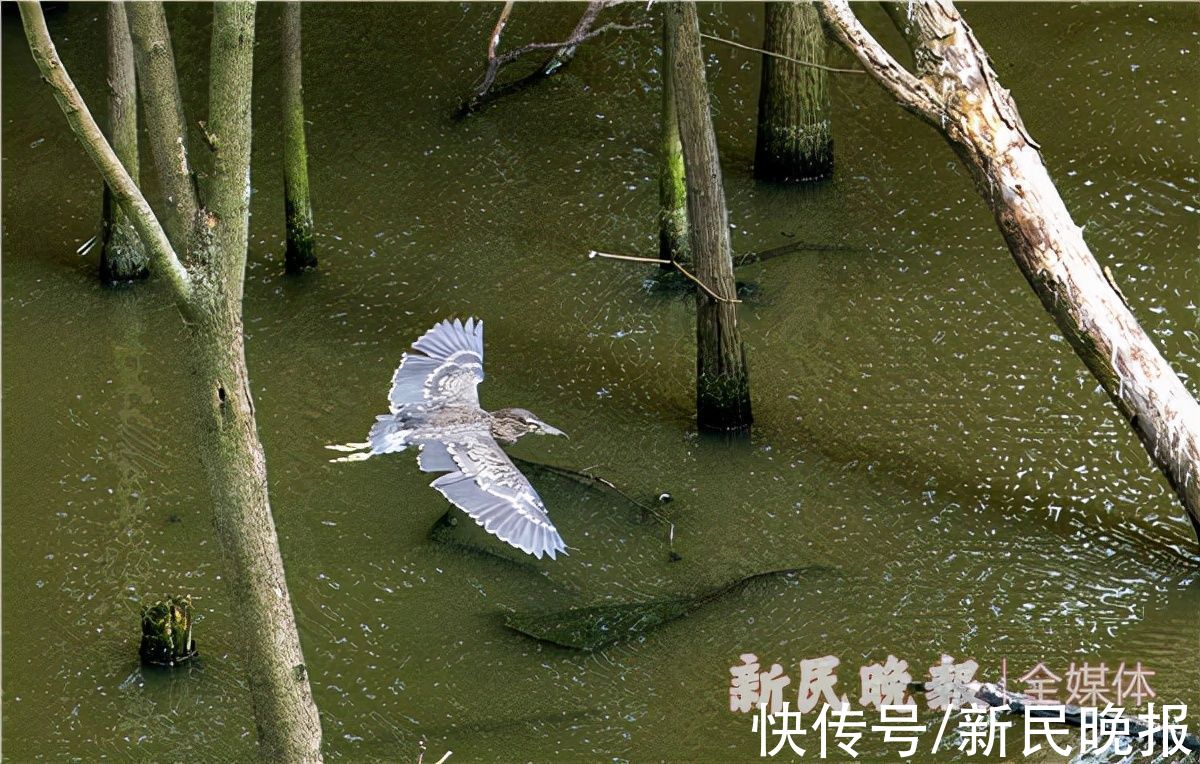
100, 2, 148, 283
819, 0, 1200, 548
19, 2, 327, 758
281, 2, 317, 273
658, 12, 688, 266
126, 1, 199, 250
755, 1, 833, 182
666, 1, 753, 432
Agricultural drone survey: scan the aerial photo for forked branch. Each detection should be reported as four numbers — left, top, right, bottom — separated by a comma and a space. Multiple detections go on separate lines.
17, 1, 190, 299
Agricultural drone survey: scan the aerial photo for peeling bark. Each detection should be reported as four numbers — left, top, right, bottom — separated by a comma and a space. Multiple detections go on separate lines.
666, 1, 753, 432
820, 0, 1200, 549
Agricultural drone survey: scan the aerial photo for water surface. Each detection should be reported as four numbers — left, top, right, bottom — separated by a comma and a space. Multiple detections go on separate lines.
2, 3, 1197, 760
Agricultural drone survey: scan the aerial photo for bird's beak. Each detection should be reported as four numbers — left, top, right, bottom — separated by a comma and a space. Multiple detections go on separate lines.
539, 423, 568, 438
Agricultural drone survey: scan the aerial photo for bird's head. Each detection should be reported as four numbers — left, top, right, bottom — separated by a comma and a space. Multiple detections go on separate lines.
492, 407, 567, 442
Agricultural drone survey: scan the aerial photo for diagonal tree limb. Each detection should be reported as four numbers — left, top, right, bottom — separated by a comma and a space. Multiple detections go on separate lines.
125, 1, 200, 250
17, 1, 190, 300
819, 0, 1200, 549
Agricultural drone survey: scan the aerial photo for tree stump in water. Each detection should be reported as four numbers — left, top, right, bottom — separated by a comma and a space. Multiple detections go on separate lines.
139, 596, 197, 666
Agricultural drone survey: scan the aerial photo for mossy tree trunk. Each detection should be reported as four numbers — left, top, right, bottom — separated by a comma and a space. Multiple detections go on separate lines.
657, 11, 688, 266
821, 0, 1200, 549
666, 1, 753, 432
755, 1, 833, 182
282, 1, 317, 272
99, 2, 147, 283
20, 3, 326, 759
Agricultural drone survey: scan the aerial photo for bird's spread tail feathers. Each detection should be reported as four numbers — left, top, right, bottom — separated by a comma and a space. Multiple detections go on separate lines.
326, 414, 414, 463
325, 441, 372, 463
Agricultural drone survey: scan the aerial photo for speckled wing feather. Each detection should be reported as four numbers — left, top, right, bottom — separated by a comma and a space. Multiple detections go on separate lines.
388, 318, 485, 412
425, 431, 567, 560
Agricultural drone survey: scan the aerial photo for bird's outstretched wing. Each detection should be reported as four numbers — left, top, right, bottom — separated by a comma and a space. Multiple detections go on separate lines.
388, 318, 485, 412
417, 432, 567, 560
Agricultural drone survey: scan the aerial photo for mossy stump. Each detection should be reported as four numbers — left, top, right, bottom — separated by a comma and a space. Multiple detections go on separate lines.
139, 596, 198, 666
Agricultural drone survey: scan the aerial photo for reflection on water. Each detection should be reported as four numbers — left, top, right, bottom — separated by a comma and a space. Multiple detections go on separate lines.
2, 3, 1197, 761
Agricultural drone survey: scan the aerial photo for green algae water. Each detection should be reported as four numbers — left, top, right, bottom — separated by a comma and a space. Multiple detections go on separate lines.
2, 3, 1197, 761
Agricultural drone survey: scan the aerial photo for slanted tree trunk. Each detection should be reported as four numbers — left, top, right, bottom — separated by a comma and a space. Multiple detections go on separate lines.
819, 0, 1200, 549
658, 12, 688, 266
99, 2, 147, 283
666, 1, 753, 432
281, 1, 316, 273
19, 3, 326, 759
755, 1, 832, 182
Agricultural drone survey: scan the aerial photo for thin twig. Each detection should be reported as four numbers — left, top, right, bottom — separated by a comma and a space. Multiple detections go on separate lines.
488, 1, 514, 61
495, 22, 650, 66
589, 250, 669, 265
589, 250, 741, 303
699, 32, 865, 74
673, 260, 740, 303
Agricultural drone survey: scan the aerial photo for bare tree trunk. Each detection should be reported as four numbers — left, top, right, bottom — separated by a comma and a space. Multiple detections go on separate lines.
100, 2, 147, 283
281, 2, 317, 273
820, 0, 1200, 548
666, 1, 753, 432
19, 2, 327, 758
126, 2, 199, 249
755, 1, 832, 182
657, 12, 688, 266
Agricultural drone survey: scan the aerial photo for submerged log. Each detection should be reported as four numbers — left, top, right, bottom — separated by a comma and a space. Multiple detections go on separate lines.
139, 596, 197, 666
819, 0, 1200, 550
505, 567, 832, 651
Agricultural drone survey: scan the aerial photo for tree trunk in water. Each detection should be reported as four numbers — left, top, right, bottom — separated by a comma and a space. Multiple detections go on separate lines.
281, 2, 316, 273
820, 0, 1200, 548
666, 1, 753, 432
186, 305, 323, 761
755, 1, 832, 182
657, 12, 688, 266
125, 2, 199, 250
202, 5, 324, 757
100, 2, 148, 283
17, 3, 326, 757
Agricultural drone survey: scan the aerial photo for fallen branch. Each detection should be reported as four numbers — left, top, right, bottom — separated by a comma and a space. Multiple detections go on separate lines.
699, 32, 865, 75
820, 0, 1200, 549
457, 2, 649, 118
589, 250, 740, 303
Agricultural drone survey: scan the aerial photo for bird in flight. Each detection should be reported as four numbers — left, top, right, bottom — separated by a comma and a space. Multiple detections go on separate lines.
327, 318, 568, 559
